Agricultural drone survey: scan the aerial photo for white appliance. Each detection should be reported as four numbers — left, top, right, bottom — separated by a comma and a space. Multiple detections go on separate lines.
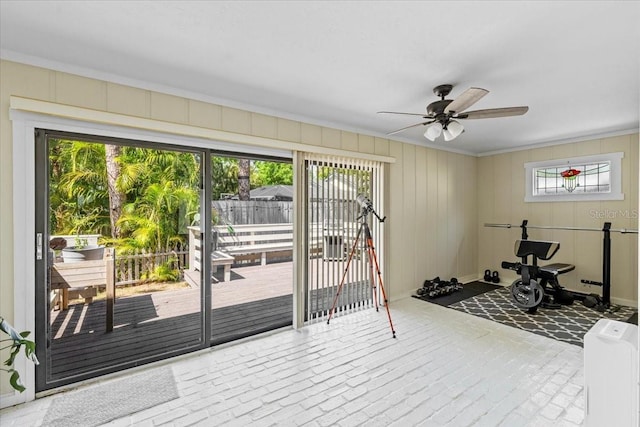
584, 319, 638, 427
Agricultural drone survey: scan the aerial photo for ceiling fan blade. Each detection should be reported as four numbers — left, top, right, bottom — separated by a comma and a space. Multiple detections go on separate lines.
386, 120, 435, 136
377, 111, 431, 117
444, 87, 489, 114
457, 106, 529, 119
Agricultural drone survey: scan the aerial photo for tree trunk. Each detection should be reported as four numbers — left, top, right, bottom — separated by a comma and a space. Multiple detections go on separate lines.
238, 159, 251, 201
105, 144, 125, 238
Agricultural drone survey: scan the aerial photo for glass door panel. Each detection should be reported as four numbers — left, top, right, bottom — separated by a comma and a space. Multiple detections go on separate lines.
36, 130, 205, 391
209, 155, 293, 344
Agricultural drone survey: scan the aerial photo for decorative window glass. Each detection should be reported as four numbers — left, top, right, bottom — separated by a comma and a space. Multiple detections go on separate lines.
524, 152, 624, 202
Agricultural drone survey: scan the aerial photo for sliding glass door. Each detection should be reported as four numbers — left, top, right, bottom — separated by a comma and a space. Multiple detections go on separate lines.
35, 129, 294, 391
208, 155, 293, 344
35, 130, 205, 390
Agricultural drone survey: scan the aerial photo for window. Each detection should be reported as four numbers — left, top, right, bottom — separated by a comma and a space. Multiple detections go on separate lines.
524, 152, 624, 202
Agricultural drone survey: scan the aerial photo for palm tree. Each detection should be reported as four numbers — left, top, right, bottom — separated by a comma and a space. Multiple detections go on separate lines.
114, 148, 200, 250
51, 139, 111, 236
50, 140, 200, 251
117, 180, 198, 251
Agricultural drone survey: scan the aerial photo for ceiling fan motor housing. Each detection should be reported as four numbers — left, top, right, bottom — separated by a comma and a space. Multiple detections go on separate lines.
426, 99, 453, 118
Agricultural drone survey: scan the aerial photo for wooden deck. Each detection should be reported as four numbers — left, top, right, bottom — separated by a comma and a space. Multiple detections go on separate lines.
46, 260, 373, 389
47, 262, 294, 388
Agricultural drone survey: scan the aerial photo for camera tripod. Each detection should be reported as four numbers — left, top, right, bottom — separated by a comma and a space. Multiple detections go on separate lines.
326, 206, 396, 338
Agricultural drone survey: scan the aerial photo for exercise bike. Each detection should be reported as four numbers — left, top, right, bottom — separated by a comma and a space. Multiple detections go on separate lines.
501, 239, 575, 313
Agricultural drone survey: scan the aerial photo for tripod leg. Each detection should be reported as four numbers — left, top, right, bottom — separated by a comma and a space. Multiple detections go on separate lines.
365, 242, 380, 312
327, 224, 363, 324
366, 230, 396, 339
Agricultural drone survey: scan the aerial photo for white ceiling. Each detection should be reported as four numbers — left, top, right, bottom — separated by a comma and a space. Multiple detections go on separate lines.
1, 1, 639, 155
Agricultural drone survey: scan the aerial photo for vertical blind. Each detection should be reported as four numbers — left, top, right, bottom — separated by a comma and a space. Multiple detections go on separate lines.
303, 154, 385, 323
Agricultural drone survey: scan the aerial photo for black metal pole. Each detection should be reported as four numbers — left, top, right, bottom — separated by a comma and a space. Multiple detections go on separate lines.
602, 222, 611, 307
520, 219, 529, 240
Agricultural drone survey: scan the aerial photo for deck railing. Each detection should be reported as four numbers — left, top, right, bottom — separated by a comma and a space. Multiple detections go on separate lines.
114, 247, 188, 285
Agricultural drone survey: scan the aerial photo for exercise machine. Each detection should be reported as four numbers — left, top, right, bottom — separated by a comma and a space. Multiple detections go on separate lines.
486, 219, 638, 312
501, 239, 575, 313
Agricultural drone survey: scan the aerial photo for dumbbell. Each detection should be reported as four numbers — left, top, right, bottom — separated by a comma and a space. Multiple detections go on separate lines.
424, 277, 442, 291
425, 276, 441, 286
417, 277, 441, 296
416, 287, 429, 296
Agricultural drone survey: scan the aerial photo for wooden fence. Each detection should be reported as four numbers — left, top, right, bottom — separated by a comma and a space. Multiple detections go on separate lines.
212, 200, 361, 226
213, 201, 293, 224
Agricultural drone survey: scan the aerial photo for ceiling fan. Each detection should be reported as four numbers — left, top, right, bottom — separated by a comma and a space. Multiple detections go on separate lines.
378, 84, 529, 142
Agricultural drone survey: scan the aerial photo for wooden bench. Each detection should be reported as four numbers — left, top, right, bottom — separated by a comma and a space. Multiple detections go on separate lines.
215, 223, 293, 266
189, 229, 235, 281
210, 250, 234, 281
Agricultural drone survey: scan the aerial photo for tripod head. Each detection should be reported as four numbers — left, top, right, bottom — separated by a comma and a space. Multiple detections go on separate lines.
356, 194, 386, 223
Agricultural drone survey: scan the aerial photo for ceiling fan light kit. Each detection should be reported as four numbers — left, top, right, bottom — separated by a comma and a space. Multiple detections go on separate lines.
424, 122, 443, 141
379, 84, 529, 143
443, 120, 464, 141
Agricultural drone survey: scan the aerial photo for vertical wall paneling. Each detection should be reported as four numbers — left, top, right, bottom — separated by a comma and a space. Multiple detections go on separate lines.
402, 143, 417, 288
436, 150, 448, 275
106, 83, 150, 118
341, 131, 358, 152
221, 107, 251, 134
277, 118, 302, 143
479, 135, 638, 304
414, 146, 428, 284
55, 72, 107, 111
358, 134, 375, 154
388, 141, 404, 291
251, 113, 278, 139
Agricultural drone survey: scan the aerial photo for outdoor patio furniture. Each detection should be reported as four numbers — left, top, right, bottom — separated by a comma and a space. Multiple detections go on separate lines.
211, 250, 234, 281
50, 260, 105, 310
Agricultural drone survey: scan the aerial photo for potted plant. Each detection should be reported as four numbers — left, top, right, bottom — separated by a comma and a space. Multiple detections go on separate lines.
0, 316, 38, 393
61, 236, 105, 263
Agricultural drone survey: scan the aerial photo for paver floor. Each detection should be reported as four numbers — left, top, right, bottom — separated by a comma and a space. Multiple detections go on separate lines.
0, 297, 585, 426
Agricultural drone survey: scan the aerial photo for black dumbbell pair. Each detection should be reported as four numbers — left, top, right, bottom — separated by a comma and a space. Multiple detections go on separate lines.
483, 269, 500, 283
416, 277, 462, 297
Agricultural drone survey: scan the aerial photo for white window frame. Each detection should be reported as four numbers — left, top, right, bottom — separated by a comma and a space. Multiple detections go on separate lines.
524, 152, 624, 202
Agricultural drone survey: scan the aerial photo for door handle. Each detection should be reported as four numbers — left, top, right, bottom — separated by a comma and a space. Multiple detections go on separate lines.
36, 232, 43, 260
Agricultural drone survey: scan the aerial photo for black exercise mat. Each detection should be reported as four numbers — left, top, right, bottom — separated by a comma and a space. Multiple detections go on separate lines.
412, 281, 501, 307
628, 312, 638, 325
449, 286, 637, 347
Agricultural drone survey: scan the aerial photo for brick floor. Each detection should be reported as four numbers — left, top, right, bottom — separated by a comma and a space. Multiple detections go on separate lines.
0, 297, 585, 426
